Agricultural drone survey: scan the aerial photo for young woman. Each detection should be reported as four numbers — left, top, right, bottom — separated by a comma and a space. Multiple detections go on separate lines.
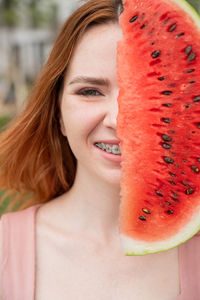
0, 0, 199, 299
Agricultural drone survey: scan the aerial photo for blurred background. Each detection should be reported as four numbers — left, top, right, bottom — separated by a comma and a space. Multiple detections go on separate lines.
0, 0, 199, 214
0, 0, 81, 130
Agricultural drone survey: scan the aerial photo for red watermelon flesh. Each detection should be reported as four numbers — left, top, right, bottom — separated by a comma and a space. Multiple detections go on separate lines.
117, 0, 200, 255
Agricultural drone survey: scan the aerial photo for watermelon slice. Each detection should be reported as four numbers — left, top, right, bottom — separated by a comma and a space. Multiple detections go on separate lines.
117, 0, 200, 255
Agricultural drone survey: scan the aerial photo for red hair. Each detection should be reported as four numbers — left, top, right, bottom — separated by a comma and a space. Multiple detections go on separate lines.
0, 0, 120, 212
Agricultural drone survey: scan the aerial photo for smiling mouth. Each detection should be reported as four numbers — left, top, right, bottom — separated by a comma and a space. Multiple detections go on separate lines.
94, 142, 121, 156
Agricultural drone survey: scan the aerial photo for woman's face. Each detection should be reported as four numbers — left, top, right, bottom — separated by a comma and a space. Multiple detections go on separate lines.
60, 23, 122, 186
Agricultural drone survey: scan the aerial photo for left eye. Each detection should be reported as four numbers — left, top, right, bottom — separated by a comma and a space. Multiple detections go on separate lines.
77, 89, 102, 96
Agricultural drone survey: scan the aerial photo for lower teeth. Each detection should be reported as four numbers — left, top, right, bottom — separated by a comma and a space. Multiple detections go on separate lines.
105, 150, 119, 155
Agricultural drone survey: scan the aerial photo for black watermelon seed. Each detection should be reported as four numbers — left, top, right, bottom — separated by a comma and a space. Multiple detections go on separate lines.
169, 172, 176, 177
191, 165, 200, 173
167, 201, 172, 205
182, 181, 189, 187
185, 45, 192, 55
142, 208, 151, 214
172, 191, 178, 198
184, 104, 190, 109
186, 69, 195, 73
163, 103, 172, 107
162, 118, 171, 123
173, 198, 179, 202
189, 80, 195, 84
169, 180, 176, 185
167, 209, 173, 214
185, 188, 194, 195
164, 156, 174, 164
158, 76, 166, 81
162, 134, 172, 142
162, 91, 173, 95
152, 50, 161, 58
194, 95, 200, 102
162, 143, 172, 149
187, 52, 196, 62
140, 23, 147, 29
129, 15, 138, 23
155, 190, 163, 197
197, 158, 200, 162
168, 23, 177, 32
169, 130, 175, 134
175, 32, 184, 38
198, 123, 200, 129
139, 216, 146, 221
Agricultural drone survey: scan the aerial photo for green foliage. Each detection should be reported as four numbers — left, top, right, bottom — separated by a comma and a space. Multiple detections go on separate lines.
0, 116, 12, 132
0, 8, 19, 27
0, 190, 11, 217
0, 0, 19, 27
0, 0, 58, 28
28, 3, 58, 28
0, 190, 29, 216
0, 116, 12, 216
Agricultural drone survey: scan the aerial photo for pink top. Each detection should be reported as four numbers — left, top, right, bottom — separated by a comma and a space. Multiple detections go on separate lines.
0, 204, 200, 300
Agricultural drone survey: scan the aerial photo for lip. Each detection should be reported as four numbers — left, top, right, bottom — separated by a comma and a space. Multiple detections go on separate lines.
93, 144, 122, 163
94, 140, 120, 145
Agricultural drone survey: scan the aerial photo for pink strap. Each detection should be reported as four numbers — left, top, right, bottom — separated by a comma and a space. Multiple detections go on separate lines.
1, 204, 200, 299
0, 204, 42, 300
177, 233, 200, 300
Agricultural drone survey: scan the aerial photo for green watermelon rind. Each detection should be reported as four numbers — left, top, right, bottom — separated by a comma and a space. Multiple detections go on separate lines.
119, 0, 200, 256
120, 202, 200, 255
170, 0, 200, 24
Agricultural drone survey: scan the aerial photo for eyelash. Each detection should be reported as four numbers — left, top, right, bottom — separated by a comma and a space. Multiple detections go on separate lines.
76, 88, 103, 97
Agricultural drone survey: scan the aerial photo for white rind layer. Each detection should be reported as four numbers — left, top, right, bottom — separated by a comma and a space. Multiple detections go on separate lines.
168, 0, 200, 28
120, 204, 200, 255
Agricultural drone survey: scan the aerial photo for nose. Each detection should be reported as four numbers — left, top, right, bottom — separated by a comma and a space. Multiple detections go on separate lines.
102, 89, 119, 130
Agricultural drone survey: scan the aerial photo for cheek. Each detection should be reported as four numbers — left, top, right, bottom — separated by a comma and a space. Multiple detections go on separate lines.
61, 95, 105, 135
61, 102, 100, 143
61, 110, 96, 161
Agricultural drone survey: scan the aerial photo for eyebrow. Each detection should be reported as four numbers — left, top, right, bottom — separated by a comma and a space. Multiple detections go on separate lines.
68, 76, 110, 87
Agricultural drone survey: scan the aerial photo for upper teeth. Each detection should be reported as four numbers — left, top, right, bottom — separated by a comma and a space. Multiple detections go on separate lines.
95, 143, 121, 155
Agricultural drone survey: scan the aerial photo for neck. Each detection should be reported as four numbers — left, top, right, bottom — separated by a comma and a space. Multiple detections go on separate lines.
61, 163, 121, 243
